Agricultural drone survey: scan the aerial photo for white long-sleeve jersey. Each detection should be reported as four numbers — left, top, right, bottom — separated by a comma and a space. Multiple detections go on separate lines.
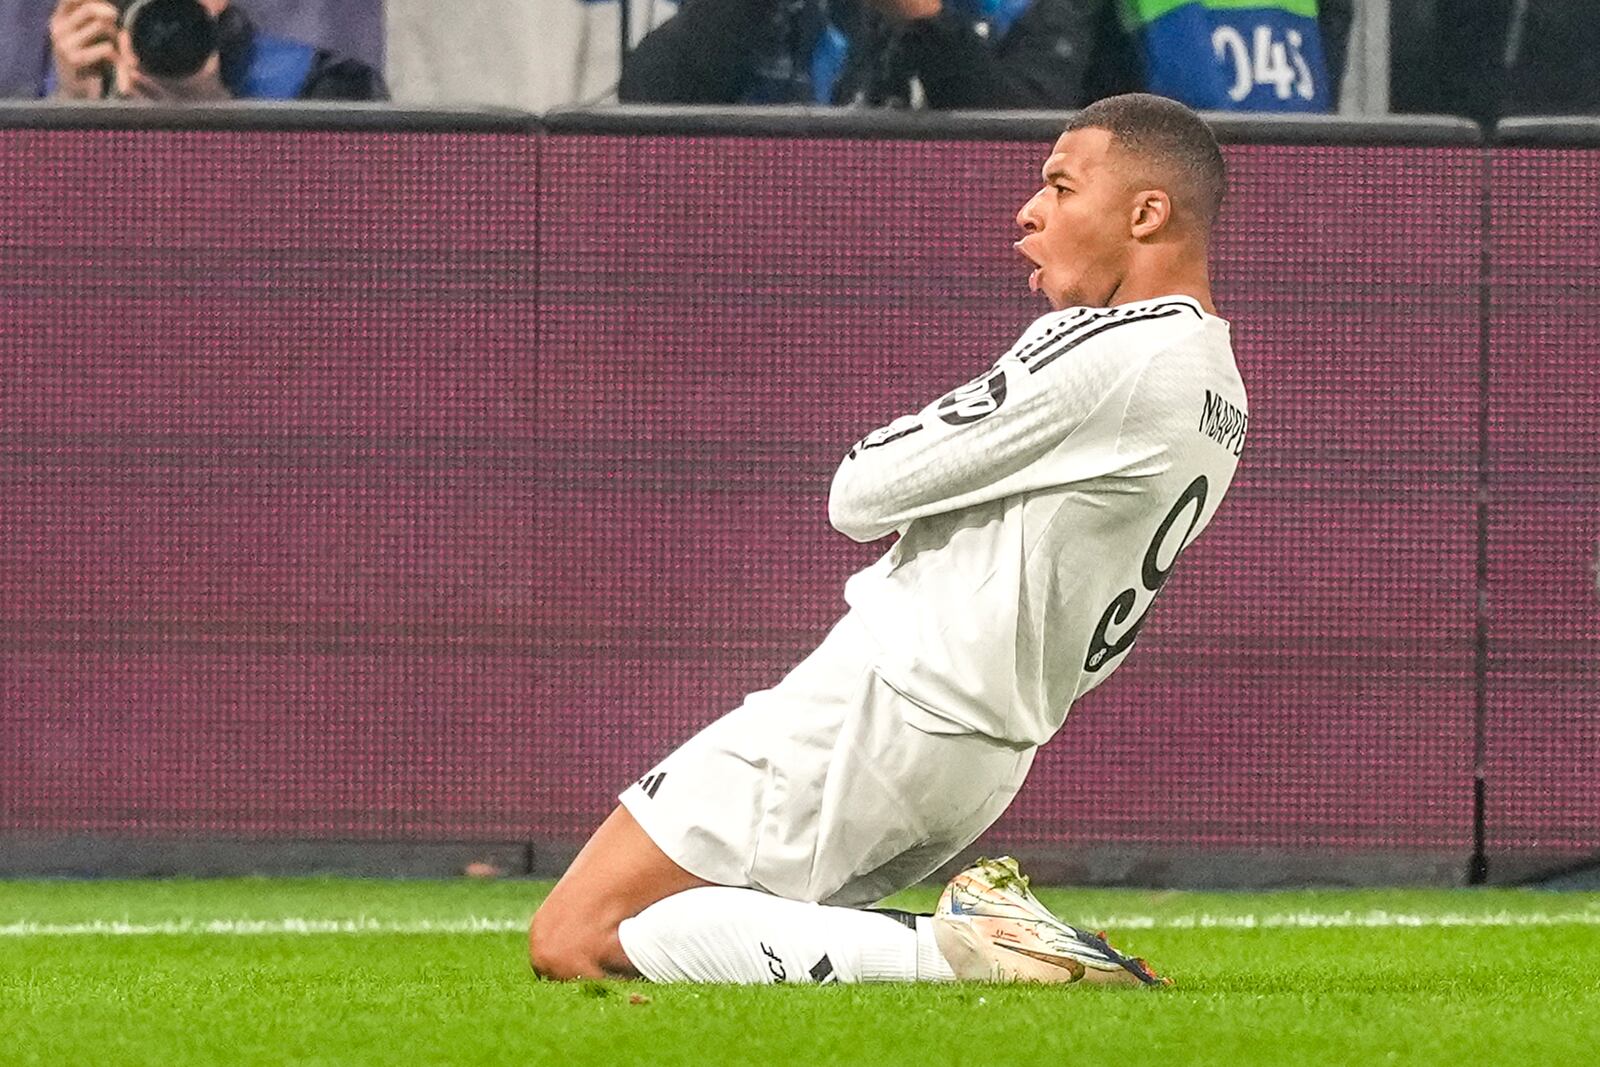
829, 295, 1247, 746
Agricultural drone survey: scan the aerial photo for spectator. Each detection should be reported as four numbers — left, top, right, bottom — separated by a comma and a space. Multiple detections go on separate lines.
620, 0, 1349, 111
1391, 0, 1600, 123
620, 0, 1111, 108
1117, 0, 1349, 112
45, 0, 387, 102
1503, 0, 1600, 115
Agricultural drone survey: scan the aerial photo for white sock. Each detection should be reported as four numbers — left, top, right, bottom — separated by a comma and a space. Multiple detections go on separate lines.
617, 886, 956, 984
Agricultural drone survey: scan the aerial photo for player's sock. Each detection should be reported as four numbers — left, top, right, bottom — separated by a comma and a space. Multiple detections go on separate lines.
617, 886, 956, 984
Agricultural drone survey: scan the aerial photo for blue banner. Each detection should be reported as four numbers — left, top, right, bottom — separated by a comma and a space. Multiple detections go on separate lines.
1130, 3, 1332, 112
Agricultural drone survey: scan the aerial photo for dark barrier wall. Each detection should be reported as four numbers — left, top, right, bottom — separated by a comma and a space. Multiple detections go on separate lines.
0, 108, 1590, 882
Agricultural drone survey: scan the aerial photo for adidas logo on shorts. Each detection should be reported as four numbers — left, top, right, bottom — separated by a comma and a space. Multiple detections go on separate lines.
636, 771, 667, 799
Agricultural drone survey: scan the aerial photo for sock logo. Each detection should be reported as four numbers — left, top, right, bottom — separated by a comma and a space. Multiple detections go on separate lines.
760, 942, 787, 983
808, 954, 838, 984
636, 772, 667, 799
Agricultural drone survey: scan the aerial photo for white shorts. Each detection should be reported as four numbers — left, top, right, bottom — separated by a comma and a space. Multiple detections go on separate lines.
619, 613, 1036, 908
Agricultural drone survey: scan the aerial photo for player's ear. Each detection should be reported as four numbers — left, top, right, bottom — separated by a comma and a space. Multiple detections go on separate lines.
1129, 189, 1171, 239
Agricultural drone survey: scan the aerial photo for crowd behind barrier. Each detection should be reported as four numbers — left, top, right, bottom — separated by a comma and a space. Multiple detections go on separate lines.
8, 1, 1600, 120
0, 106, 1595, 886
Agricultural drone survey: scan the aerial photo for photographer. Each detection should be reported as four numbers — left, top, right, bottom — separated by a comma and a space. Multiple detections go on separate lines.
620, 0, 1351, 110
620, 0, 1106, 108
46, 0, 387, 102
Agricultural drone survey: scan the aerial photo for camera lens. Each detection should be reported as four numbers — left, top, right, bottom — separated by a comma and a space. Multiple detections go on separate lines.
122, 0, 218, 80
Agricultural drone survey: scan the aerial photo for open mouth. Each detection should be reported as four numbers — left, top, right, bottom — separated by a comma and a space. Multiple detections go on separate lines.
1013, 240, 1043, 292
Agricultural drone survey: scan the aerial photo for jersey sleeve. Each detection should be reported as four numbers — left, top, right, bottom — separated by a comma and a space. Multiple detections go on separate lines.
827, 303, 1204, 542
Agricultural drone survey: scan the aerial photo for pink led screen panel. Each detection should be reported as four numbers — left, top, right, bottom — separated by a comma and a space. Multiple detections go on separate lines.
2, 127, 1479, 858
538, 136, 1480, 853
1486, 148, 1600, 861
0, 129, 546, 835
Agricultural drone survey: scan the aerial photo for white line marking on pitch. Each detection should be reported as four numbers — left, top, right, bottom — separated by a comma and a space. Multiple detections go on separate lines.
2, 910, 1600, 937
0, 917, 529, 937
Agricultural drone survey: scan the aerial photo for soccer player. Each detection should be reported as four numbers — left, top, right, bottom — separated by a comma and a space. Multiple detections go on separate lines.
529, 93, 1247, 986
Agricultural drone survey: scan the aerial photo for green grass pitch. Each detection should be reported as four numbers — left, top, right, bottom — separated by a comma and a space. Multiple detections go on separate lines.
4, 878, 1599, 1065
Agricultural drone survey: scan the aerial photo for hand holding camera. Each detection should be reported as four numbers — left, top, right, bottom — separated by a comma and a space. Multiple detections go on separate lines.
49, 0, 119, 100
49, 0, 233, 102
861, 0, 944, 22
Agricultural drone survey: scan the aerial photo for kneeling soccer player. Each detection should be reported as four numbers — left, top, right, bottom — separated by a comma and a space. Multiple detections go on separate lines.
529, 93, 1247, 987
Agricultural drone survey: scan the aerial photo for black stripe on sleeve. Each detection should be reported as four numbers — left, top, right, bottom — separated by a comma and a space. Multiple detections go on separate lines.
856, 422, 925, 453
1010, 306, 1100, 365
1024, 302, 1201, 375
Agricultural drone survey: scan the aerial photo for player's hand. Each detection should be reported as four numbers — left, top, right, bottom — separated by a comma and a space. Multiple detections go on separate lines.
861, 0, 943, 21
49, 0, 120, 101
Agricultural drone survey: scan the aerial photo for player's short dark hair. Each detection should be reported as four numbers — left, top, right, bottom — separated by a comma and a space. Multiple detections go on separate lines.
1067, 93, 1226, 233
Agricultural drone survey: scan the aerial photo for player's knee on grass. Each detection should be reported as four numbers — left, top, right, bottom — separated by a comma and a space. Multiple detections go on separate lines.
527, 904, 591, 980
528, 805, 712, 980
527, 898, 626, 981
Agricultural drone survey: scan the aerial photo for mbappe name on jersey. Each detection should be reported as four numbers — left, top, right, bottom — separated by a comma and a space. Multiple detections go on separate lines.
1199, 389, 1248, 456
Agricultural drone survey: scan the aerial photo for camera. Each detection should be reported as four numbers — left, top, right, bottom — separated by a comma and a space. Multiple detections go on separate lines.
113, 0, 219, 80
